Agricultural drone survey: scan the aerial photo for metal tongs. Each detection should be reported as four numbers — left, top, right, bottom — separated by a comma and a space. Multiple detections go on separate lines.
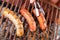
34, 2, 45, 16
34, 2, 39, 16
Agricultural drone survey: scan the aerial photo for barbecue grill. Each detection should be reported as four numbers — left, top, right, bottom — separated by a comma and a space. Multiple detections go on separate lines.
0, 0, 60, 40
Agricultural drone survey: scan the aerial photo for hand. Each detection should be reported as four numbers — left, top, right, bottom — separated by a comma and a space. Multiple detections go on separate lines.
50, 0, 59, 4
30, 0, 35, 4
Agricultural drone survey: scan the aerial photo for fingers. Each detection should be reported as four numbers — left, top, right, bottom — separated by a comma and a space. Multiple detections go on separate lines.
30, 0, 35, 4
50, 0, 59, 4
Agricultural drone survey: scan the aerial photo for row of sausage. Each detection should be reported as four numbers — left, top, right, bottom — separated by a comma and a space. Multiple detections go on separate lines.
0, 7, 47, 37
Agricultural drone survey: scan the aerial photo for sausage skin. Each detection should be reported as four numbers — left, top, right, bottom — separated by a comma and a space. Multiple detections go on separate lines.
33, 9, 47, 30
20, 9, 36, 32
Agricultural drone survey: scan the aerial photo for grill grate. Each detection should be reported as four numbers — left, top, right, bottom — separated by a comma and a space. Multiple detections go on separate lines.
0, 0, 60, 40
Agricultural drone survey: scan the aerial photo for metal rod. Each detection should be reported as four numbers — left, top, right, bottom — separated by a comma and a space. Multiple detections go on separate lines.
0, 18, 8, 37
17, 0, 23, 14
32, 32, 36, 40
46, 5, 50, 22
21, 0, 27, 9
0, 0, 6, 12
41, 0, 60, 10
6, 0, 10, 8
37, 2, 45, 15
9, 24, 14, 40
45, 32, 49, 40
49, 7, 54, 28
10, 0, 15, 10
54, 9, 58, 40
27, 29, 31, 40
27, 0, 30, 11
48, 7, 54, 40
55, 25, 58, 40
2, 18, 8, 31
44, 3, 47, 11
0, 15, 4, 25
54, 9, 58, 23
4, 26, 10, 40
13, 33, 16, 40
31, 4, 34, 13
4, 20, 11, 40
40, 0, 43, 7
14, 0, 19, 12
53, 9, 58, 40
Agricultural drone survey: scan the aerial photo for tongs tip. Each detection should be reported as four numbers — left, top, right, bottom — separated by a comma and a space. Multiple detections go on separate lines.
34, 2, 39, 16
37, 2, 45, 15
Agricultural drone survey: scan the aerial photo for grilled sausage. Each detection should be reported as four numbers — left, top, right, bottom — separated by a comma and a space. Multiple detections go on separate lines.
20, 8, 36, 32
1, 7, 24, 36
33, 9, 47, 30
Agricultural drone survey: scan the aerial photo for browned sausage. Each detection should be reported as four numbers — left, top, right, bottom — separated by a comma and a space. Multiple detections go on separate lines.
33, 9, 47, 30
20, 8, 36, 32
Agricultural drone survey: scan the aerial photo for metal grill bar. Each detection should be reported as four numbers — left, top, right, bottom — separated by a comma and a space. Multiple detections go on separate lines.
41, 0, 60, 10
0, 0, 6, 12
10, 0, 15, 10
14, 0, 19, 12
54, 9, 59, 40
6, 0, 10, 8
0, 0, 60, 40
17, 0, 23, 14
